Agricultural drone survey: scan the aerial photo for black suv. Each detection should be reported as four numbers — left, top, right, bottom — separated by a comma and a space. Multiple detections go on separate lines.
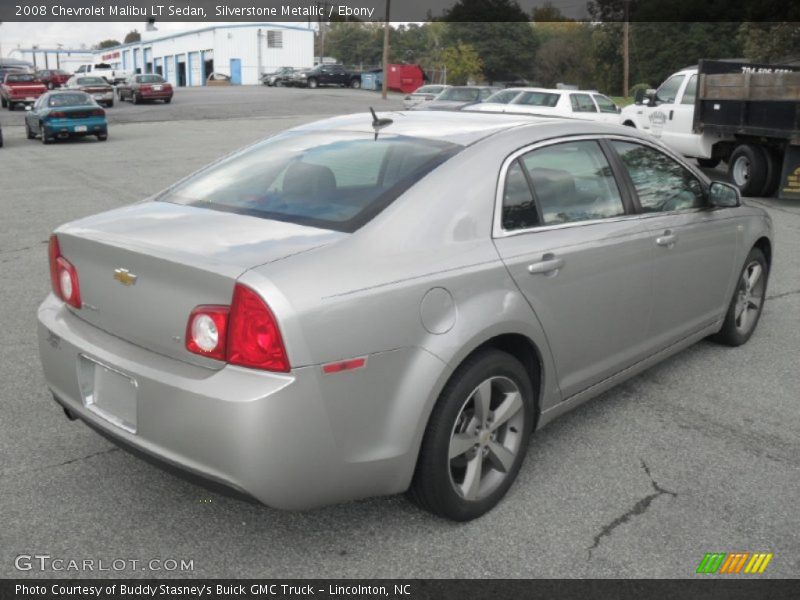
294, 65, 361, 89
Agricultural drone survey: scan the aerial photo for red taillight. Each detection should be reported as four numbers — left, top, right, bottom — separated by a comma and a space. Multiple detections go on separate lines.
140, 85, 152, 92
185, 305, 229, 361
228, 284, 290, 372
48, 234, 81, 309
185, 284, 289, 372
50, 111, 66, 118
91, 108, 105, 117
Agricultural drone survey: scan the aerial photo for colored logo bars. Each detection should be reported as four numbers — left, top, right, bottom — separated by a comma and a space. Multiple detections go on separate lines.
696, 552, 773, 574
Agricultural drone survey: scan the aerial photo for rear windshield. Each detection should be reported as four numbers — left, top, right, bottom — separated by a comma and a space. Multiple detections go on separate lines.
513, 91, 561, 107
485, 89, 521, 104
137, 75, 165, 83
77, 77, 106, 85
49, 93, 93, 107
6, 74, 36, 83
159, 132, 460, 233
438, 88, 481, 102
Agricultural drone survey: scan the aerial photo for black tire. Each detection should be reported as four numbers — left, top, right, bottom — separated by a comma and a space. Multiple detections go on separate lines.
409, 349, 534, 521
41, 130, 52, 145
728, 144, 767, 197
96, 134, 108, 141
351, 79, 361, 89
132, 94, 140, 105
25, 121, 35, 139
0, 129, 3, 147
106, 100, 114, 108
1, 96, 6, 108
7, 101, 14, 111
307, 78, 318, 89
760, 147, 782, 198
164, 97, 172, 104
710, 247, 769, 347
697, 157, 720, 169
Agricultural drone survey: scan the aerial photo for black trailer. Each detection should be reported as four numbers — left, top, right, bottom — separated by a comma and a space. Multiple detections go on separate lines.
693, 59, 800, 199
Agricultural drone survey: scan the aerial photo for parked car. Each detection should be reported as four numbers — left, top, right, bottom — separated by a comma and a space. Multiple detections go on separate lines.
38, 112, 772, 521
35, 69, 72, 89
403, 84, 450, 109
413, 86, 499, 111
117, 74, 173, 104
65, 76, 115, 108
206, 72, 231, 86
468, 88, 620, 123
261, 67, 297, 87
292, 64, 361, 89
74, 63, 131, 85
1, 72, 47, 110
24, 90, 107, 144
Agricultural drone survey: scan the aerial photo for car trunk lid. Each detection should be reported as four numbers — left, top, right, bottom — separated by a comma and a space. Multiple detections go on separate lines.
56, 201, 346, 368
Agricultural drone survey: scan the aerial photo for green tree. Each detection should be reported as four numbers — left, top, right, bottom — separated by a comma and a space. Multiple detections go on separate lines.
441, 42, 484, 85
738, 23, 800, 63
534, 23, 595, 88
123, 30, 141, 44
96, 39, 120, 50
324, 22, 383, 66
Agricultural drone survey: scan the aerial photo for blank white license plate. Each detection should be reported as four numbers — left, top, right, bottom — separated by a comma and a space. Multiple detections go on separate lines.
74, 125, 87, 132
153, 85, 162, 91
78, 355, 138, 433
93, 94, 104, 100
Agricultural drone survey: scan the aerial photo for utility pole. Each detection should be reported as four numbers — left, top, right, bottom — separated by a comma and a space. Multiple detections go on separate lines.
381, 0, 390, 100
622, 0, 630, 98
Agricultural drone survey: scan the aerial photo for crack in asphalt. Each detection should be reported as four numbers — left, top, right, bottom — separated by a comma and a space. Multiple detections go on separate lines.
767, 288, 800, 301
586, 460, 677, 559
0, 447, 120, 478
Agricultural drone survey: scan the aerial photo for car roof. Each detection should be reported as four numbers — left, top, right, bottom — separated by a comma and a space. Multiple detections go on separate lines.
289, 110, 636, 147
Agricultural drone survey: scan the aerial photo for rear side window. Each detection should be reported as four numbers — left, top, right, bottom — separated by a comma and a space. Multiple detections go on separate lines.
507, 141, 624, 227
514, 91, 560, 107
681, 74, 698, 105
160, 133, 460, 233
502, 161, 539, 231
611, 141, 705, 212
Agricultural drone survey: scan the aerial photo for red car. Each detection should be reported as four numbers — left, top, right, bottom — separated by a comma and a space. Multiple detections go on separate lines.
35, 69, 72, 89
117, 74, 173, 104
1, 73, 47, 110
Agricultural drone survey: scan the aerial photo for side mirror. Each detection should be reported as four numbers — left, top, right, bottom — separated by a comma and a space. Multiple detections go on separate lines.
708, 181, 740, 208
634, 89, 645, 105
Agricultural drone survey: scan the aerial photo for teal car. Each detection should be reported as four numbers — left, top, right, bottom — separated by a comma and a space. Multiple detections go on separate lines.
25, 91, 107, 144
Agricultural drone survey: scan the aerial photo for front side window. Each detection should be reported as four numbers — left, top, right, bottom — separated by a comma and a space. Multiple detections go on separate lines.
160, 133, 460, 233
438, 88, 481, 102
655, 74, 685, 104
612, 141, 705, 212
503, 140, 625, 228
486, 89, 521, 104
593, 94, 618, 113
570, 94, 597, 113
513, 91, 560, 107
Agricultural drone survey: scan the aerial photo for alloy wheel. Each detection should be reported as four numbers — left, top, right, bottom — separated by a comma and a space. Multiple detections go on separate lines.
448, 376, 525, 502
734, 260, 766, 334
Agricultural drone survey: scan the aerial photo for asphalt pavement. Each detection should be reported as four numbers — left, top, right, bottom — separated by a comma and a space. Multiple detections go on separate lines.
0, 87, 798, 578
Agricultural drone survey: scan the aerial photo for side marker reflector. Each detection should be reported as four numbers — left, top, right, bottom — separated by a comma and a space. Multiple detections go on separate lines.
322, 357, 367, 374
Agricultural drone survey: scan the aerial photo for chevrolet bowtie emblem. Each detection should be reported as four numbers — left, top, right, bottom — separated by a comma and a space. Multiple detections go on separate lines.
113, 268, 137, 286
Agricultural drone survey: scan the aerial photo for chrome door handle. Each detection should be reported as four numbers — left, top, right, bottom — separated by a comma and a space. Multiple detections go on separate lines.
528, 254, 564, 275
656, 231, 678, 247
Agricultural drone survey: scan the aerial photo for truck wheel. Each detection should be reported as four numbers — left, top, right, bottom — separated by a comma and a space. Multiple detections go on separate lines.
729, 144, 767, 197
697, 158, 720, 168
760, 147, 783, 198
307, 78, 318, 89
351, 79, 361, 89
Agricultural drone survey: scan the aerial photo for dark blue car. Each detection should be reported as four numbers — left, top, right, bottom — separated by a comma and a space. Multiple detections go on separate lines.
24, 91, 107, 144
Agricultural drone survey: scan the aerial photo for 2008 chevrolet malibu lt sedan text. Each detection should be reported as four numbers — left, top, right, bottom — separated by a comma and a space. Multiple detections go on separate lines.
38, 112, 772, 520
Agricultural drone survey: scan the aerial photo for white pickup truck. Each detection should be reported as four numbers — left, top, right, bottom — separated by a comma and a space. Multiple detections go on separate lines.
74, 63, 131, 86
620, 60, 800, 199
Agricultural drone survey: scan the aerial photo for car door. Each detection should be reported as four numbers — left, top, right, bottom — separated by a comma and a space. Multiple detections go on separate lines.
642, 73, 685, 138
609, 139, 740, 349
660, 73, 703, 157
569, 93, 600, 122
492, 138, 655, 399
592, 94, 621, 124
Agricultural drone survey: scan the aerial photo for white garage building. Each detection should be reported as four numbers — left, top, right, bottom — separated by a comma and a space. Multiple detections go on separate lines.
12, 23, 315, 87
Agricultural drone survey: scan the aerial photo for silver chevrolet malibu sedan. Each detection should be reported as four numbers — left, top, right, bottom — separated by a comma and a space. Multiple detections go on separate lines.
38, 112, 772, 520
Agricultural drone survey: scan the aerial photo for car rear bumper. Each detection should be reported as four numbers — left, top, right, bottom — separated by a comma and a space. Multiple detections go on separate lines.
139, 91, 172, 100
38, 294, 445, 509
44, 117, 107, 137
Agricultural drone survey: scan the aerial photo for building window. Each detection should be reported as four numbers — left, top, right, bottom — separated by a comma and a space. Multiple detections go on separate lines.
267, 31, 283, 49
